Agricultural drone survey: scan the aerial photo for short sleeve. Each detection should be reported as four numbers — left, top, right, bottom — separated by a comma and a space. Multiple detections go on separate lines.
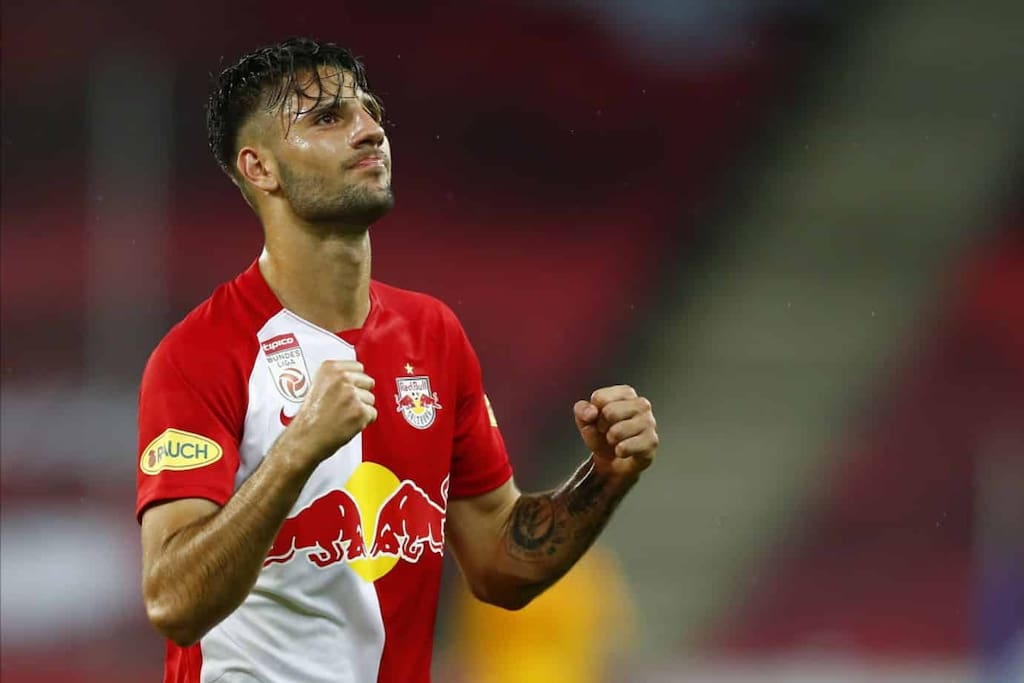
448, 313, 514, 499
136, 338, 244, 522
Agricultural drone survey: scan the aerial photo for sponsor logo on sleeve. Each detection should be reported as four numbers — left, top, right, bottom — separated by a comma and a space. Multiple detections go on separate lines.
260, 332, 311, 402
140, 428, 223, 475
484, 394, 499, 427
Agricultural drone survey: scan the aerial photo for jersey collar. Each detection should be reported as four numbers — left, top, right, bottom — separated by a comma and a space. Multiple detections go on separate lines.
237, 259, 381, 344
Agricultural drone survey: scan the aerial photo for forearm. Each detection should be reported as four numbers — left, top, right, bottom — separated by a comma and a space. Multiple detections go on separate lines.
492, 457, 636, 608
144, 443, 317, 645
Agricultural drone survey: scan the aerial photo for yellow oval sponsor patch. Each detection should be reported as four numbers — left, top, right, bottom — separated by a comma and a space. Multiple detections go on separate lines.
484, 394, 499, 427
140, 428, 223, 475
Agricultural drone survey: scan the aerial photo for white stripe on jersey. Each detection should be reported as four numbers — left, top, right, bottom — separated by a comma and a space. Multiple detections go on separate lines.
200, 310, 386, 682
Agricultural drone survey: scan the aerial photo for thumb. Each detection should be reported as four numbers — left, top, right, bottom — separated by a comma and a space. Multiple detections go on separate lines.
574, 400, 605, 453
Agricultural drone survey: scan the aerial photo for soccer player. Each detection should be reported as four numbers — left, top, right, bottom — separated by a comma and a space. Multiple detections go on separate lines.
137, 37, 659, 683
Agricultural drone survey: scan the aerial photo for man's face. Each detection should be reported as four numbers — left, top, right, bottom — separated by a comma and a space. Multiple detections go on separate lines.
260, 67, 394, 228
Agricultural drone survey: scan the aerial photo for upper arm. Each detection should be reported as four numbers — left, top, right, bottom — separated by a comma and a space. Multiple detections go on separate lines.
442, 304, 519, 596
140, 498, 220, 583
136, 329, 246, 523
445, 478, 520, 595
446, 306, 513, 499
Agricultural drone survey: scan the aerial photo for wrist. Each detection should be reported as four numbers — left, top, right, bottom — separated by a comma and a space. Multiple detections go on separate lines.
267, 431, 324, 479
587, 453, 642, 490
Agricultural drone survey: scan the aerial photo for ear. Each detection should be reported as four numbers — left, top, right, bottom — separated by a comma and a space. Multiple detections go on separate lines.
236, 146, 279, 194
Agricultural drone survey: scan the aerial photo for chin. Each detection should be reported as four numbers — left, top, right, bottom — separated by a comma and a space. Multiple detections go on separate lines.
363, 186, 396, 220
337, 188, 395, 226
356, 202, 394, 227
294, 183, 395, 227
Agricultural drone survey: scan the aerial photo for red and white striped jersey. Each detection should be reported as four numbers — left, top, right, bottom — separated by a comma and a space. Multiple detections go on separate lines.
136, 260, 513, 682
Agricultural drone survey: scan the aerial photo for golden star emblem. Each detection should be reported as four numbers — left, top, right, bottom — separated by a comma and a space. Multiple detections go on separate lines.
404, 363, 414, 375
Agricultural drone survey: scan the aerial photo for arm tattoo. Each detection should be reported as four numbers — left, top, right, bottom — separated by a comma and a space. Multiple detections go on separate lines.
508, 497, 557, 553
503, 460, 632, 569
565, 467, 611, 516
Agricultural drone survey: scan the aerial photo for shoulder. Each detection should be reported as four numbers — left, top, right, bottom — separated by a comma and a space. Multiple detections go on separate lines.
371, 279, 463, 331
145, 271, 275, 385
370, 281, 483, 385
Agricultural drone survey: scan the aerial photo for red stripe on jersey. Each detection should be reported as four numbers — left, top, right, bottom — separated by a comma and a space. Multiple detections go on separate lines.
164, 641, 202, 683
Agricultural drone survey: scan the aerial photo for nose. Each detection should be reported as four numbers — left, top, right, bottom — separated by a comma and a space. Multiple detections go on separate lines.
350, 108, 385, 149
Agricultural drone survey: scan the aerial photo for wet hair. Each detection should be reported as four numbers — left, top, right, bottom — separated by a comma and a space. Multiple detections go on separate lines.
206, 37, 383, 178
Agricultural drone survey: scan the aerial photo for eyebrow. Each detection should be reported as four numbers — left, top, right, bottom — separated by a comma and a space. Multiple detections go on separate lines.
296, 90, 376, 121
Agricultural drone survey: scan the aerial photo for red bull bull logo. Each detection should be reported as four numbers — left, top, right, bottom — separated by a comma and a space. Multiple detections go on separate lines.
369, 478, 448, 561
264, 489, 367, 567
264, 462, 449, 582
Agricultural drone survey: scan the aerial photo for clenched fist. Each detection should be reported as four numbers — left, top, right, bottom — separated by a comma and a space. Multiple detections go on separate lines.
574, 385, 658, 478
280, 360, 377, 466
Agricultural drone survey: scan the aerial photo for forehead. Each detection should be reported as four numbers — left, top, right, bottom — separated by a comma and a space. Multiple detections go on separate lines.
282, 66, 362, 115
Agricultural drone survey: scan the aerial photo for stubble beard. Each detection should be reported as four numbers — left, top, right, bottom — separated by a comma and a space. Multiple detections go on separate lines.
278, 161, 395, 231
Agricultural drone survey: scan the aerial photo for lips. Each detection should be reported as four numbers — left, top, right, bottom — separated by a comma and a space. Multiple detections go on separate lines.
350, 155, 385, 169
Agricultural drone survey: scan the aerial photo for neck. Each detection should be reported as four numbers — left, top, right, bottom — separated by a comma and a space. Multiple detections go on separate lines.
259, 222, 372, 333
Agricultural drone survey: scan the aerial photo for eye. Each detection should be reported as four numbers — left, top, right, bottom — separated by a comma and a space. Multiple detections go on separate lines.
315, 111, 340, 125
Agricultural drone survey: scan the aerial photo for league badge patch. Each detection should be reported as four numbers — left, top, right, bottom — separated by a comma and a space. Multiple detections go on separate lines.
395, 375, 443, 429
261, 333, 310, 402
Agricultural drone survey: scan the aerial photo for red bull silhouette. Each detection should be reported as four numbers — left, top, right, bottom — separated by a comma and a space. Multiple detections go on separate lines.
264, 489, 367, 568
370, 477, 449, 562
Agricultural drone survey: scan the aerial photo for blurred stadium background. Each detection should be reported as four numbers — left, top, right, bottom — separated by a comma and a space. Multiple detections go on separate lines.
2, 1, 1022, 681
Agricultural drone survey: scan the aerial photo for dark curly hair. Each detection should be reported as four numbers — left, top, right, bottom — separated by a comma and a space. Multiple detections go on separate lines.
206, 37, 383, 178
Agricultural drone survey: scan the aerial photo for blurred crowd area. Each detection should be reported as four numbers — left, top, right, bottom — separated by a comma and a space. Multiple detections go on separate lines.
2, 1, 1022, 681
